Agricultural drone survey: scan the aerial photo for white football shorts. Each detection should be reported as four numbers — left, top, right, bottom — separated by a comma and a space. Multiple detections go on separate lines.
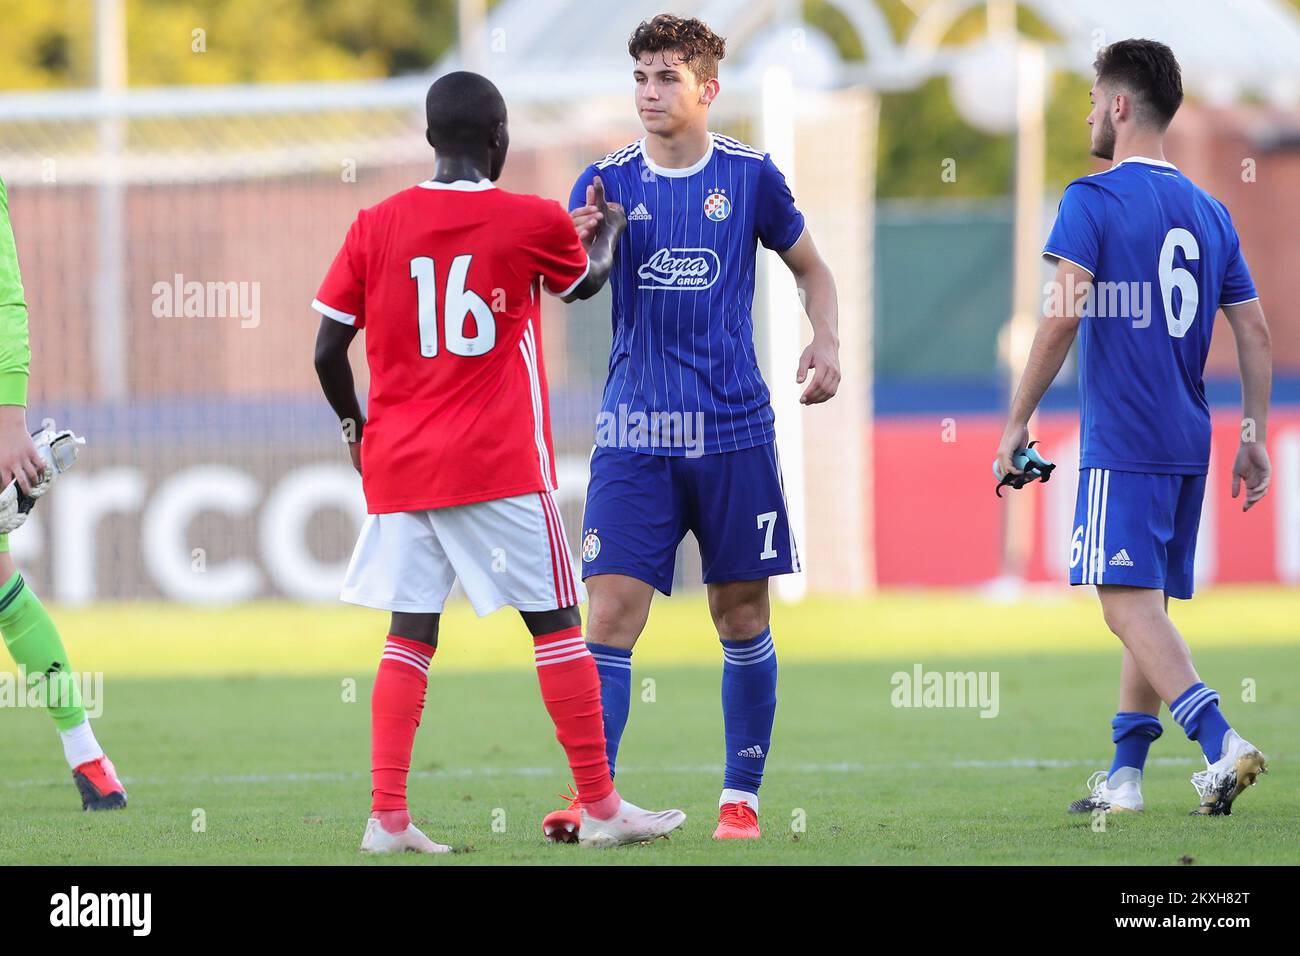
340, 490, 585, 616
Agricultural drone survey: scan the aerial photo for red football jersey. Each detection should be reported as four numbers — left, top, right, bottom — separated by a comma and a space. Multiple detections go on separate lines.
313, 179, 589, 513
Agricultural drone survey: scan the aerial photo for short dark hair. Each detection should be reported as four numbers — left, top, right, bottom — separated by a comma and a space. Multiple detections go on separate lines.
1093, 39, 1183, 129
628, 14, 726, 84
425, 71, 506, 149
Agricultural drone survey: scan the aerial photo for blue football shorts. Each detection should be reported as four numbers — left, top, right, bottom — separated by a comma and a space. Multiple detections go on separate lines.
580, 441, 800, 595
1069, 467, 1206, 600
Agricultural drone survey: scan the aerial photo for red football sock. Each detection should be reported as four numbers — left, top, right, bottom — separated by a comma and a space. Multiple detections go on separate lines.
371, 636, 434, 826
533, 626, 617, 813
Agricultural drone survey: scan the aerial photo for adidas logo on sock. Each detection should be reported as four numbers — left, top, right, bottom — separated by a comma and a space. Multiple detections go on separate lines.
737, 745, 765, 759
628, 202, 652, 221
1109, 548, 1134, 567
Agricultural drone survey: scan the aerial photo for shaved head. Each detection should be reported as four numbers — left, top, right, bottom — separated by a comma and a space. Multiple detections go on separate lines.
425, 71, 507, 151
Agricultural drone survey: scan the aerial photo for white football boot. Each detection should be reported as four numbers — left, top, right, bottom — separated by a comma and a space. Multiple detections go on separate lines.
360, 816, 452, 854
578, 800, 686, 848
1067, 767, 1144, 814
1190, 730, 1268, 816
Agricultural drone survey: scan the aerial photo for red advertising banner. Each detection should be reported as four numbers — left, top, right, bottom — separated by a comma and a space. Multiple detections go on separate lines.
873, 410, 1300, 588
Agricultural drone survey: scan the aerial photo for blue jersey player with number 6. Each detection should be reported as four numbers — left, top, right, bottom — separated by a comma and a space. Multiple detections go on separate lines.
996, 40, 1273, 817
541, 14, 841, 842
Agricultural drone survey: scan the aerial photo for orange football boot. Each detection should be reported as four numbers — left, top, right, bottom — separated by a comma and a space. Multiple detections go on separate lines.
73, 756, 127, 811
713, 800, 760, 839
542, 785, 582, 843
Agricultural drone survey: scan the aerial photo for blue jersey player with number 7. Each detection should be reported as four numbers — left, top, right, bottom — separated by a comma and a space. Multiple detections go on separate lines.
541, 14, 842, 842
995, 40, 1273, 817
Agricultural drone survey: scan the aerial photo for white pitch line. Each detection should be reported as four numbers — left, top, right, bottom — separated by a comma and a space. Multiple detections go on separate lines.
0, 756, 1209, 791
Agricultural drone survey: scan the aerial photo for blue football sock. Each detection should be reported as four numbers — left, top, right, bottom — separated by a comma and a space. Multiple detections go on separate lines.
587, 643, 632, 779
1109, 711, 1162, 776
1171, 682, 1231, 763
720, 628, 778, 800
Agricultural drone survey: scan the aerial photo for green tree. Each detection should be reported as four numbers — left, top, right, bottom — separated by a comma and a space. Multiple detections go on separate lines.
0, 0, 95, 90
0, 0, 460, 90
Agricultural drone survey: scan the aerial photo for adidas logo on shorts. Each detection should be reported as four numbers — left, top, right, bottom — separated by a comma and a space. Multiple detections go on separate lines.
1109, 548, 1135, 567
627, 202, 653, 221
737, 745, 765, 759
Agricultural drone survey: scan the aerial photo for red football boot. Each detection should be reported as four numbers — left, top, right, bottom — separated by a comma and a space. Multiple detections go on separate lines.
73, 756, 127, 811
712, 800, 760, 839
542, 785, 582, 843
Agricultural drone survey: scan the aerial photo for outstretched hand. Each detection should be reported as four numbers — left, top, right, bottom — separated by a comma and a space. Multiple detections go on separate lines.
570, 176, 625, 249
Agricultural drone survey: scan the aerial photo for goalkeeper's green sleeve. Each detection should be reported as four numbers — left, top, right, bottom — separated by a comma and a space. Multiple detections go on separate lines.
0, 177, 32, 408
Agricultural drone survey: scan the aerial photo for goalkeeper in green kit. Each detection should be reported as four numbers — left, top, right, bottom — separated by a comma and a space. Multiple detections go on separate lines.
0, 176, 126, 810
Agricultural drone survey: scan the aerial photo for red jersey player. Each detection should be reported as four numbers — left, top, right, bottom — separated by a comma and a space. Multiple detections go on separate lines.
312, 71, 685, 851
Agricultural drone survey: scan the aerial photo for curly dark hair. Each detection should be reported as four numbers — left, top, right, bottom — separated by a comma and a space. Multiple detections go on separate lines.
628, 14, 726, 84
1093, 39, 1183, 129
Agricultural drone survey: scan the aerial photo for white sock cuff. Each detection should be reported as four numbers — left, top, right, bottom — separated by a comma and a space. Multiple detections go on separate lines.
1108, 766, 1143, 786
59, 718, 105, 770
720, 788, 759, 813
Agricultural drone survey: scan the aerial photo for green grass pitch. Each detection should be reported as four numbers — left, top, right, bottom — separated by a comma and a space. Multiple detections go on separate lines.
1, 589, 1296, 865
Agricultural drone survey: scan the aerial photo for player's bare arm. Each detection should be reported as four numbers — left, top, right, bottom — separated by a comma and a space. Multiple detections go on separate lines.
995, 257, 1091, 476
777, 229, 841, 405
564, 175, 626, 302
1223, 298, 1272, 511
312, 317, 364, 474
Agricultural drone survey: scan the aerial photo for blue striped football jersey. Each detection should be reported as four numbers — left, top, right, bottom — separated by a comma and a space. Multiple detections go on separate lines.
570, 133, 805, 457
1043, 156, 1258, 475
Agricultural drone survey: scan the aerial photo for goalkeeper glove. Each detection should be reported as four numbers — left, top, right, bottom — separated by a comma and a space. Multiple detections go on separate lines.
992, 441, 1055, 498
0, 425, 86, 534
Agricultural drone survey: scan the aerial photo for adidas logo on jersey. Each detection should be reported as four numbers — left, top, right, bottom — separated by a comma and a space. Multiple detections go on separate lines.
627, 202, 652, 221
1109, 549, 1135, 567
737, 745, 765, 759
